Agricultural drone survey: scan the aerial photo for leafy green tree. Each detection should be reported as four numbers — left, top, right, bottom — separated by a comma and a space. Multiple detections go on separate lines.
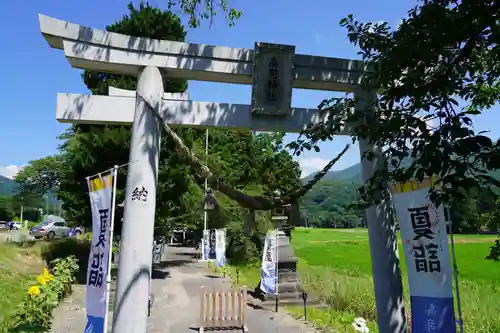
165, 0, 242, 28
0, 196, 15, 221
14, 156, 62, 195
56, 3, 303, 248
58, 3, 192, 236
477, 197, 500, 232
290, 1, 500, 201
287, 0, 500, 258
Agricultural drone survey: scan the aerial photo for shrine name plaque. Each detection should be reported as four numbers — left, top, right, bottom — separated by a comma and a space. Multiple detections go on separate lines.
251, 42, 295, 117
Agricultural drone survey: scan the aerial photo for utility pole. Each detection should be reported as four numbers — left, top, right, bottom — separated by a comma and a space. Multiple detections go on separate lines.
20, 195, 24, 228
45, 194, 49, 220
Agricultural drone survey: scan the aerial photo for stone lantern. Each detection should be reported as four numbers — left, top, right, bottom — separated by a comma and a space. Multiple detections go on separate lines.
203, 187, 218, 212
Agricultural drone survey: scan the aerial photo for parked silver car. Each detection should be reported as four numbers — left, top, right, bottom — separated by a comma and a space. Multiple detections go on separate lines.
29, 220, 71, 240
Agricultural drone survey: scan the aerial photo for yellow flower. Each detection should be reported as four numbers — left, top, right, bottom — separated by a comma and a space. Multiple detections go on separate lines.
43, 268, 54, 281
28, 286, 41, 297
36, 275, 47, 285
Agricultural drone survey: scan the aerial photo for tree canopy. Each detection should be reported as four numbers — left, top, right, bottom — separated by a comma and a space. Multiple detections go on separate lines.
165, 0, 242, 28
285, 0, 500, 257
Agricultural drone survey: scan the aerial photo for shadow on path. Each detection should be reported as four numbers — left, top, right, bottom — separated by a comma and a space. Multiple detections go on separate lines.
156, 259, 194, 268
152, 269, 170, 279
171, 251, 200, 260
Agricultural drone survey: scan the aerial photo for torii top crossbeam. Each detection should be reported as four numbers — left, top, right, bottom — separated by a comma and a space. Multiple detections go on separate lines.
39, 14, 365, 92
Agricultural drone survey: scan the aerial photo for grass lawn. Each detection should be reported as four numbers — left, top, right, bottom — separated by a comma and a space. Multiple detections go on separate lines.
0, 243, 45, 329
228, 228, 500, 333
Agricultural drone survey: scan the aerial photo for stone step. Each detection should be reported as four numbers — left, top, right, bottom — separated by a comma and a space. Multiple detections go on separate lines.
260, 290, 325, 305
277, 282, 303, 294
260, 295, 327, 309
268, 292, 302, 300
259, 288, 303, 301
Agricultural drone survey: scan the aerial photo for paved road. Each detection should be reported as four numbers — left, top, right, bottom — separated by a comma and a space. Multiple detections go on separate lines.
0, 230, 34, 242
50, 245, 317, 333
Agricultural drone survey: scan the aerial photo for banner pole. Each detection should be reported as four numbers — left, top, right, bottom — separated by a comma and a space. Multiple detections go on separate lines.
274, 229, 279, 312
104, 165, 118, 332
202, 129, 209, 260
446, 208, 464, 333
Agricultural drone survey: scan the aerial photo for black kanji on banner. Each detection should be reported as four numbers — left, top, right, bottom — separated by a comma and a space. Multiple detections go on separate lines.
88, 252, 104, 287
408, 206, 434, 240
96, 209, 109, 247
412, 242, 441, 273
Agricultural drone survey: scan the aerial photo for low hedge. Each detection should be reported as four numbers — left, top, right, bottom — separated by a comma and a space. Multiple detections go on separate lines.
41, 238, 91, 284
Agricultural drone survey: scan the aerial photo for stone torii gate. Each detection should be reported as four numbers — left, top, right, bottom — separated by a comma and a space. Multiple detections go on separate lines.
39, 14, 406, 333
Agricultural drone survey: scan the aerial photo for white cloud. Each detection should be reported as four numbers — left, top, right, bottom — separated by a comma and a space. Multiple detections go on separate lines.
296, 157, 330, 177
0, 165, 24, 179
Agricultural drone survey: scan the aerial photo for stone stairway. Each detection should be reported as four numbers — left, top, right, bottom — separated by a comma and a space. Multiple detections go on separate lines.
251, 231, 326, 310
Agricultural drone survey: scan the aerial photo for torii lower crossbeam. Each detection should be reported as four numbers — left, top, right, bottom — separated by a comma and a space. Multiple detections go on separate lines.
56, 94, 347, 134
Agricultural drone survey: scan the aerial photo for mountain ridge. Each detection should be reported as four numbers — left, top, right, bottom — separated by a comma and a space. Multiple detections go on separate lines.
302, 163, 362, 183
0, 175, 60, 206
301, 158, 500, 184
0, 175, 18, 195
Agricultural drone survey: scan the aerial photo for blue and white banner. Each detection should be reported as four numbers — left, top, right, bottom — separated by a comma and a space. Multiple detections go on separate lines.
260, 229, 278, 295
84, 172, 114, 333
215, 229, 226, 267
392, 179, 456, 333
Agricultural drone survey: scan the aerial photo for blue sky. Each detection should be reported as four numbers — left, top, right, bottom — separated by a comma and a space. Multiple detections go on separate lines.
1, 0, 499, 179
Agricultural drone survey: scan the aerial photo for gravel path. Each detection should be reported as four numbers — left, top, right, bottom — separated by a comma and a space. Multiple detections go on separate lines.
49, 246, 318, 333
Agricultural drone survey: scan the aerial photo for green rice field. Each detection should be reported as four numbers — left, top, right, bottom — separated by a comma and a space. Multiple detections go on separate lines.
292, 228, 500, 332
229, 228, 500, 333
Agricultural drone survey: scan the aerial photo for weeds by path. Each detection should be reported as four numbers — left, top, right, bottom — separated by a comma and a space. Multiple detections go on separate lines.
0, 243, 45, 329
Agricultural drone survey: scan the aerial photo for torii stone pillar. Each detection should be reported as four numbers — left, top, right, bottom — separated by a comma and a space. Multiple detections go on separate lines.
38, 13, 407, 333
114, 66, 163, 333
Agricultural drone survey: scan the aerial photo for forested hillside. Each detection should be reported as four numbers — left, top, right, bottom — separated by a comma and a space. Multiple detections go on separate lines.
300, 179, 363, 228
301, 162, 500, 232
0, 176, 17, 196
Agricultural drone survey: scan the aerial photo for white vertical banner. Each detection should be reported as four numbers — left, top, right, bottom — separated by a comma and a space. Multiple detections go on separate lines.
84, 171, 115, 333
203, 229, 210, 261
215, 228, 226, 267
208, 229, 217, 260
391, 179, 456, 333
260, 229, 278, 295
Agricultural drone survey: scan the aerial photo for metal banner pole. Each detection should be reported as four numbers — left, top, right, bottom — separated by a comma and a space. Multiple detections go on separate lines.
202, 129, 209, 260
445, 207, 464, 333
274, 229, 279, 312
103, 165, 118, 332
